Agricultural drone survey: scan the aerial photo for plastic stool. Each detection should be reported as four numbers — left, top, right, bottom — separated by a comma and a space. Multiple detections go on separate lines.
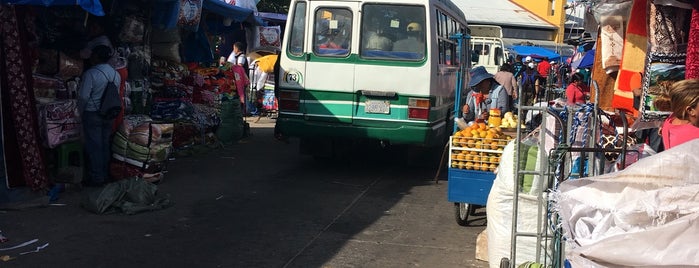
55, 141, 84, 169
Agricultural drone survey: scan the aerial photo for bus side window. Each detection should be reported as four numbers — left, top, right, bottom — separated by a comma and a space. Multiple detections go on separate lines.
314, 8, 352, 57
288, 1, 307, 56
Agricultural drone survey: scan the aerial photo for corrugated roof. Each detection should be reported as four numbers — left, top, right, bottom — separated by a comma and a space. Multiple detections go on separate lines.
453, 0, 556, 29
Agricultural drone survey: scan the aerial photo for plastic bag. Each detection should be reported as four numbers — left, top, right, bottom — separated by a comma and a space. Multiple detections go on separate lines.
556, 139, 699, 267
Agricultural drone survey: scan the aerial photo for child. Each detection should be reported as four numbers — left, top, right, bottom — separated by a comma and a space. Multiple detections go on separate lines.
655, 79, 699, 149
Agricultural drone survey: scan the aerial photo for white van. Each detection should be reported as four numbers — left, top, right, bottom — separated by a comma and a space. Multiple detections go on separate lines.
468, 25, 506, 74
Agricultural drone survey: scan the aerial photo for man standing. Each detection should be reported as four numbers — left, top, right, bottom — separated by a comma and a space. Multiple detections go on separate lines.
78, 45, 121, 187
537, 57, 551, 94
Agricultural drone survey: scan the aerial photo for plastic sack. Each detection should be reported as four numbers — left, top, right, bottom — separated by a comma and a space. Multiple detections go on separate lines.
486, 141, 551, 268
555, 139, 699, 267
81, 177, 172, 215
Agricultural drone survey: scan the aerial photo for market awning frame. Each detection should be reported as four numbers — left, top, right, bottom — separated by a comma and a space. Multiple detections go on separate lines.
202, 0, 265, 26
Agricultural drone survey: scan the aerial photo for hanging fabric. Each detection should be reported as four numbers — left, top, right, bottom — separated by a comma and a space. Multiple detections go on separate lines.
0, 5, 49, 190
611, 0, 648, 115
685, 2, 699, 79
639, 1, 692, 121
178, 0, 203, 31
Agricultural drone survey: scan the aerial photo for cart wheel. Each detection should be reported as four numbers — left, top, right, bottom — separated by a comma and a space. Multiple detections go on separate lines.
454, 202, 470, 226
499, 257, 510, 268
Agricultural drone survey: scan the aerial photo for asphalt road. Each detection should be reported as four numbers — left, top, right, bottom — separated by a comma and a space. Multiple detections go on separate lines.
1, 117, 488, 268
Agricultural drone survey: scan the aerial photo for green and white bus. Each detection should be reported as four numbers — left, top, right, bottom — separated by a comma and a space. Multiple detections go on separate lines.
276, 0, 470, 156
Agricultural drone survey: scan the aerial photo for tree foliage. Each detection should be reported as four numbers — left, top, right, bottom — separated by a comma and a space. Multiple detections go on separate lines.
256, 0, 290, 14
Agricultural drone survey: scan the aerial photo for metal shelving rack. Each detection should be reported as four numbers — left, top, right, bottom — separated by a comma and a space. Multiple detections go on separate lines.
501, 80, 632, 268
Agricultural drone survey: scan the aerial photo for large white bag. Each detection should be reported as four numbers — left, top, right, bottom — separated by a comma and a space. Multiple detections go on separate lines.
486, 142, 550, 268
556, 139, 699, 267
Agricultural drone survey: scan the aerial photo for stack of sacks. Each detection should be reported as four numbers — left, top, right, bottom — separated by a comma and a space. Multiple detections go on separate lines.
110, 115, 173, 183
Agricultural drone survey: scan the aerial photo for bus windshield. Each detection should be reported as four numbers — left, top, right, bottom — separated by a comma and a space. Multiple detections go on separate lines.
360, 4, 426, 60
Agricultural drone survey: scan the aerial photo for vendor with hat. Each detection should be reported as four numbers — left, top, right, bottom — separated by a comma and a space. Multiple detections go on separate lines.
462, 66, 511, 122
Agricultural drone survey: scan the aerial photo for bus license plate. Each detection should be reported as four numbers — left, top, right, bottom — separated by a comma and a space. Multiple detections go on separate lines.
365, 100, 390, 114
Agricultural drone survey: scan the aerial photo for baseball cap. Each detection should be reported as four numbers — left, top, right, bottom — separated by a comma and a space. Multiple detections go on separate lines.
528, 62, 535, 69
525, 56, 532, 62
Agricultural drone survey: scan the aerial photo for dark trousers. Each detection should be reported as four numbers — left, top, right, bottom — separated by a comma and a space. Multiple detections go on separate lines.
82, 111, 113, 184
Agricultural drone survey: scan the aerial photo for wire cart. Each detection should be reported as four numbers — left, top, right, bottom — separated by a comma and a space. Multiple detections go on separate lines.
500, 81, 633, 267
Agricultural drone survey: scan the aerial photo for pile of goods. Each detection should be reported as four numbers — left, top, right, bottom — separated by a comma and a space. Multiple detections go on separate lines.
493, 111, 521, 129
449, 122, 514, 172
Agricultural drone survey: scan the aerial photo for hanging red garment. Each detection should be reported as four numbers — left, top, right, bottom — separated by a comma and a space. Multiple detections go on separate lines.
112, 66, 129, 132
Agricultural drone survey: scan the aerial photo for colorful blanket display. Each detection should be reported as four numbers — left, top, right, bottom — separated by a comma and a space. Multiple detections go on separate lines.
612, 0, 647, 114
640, 2, 692, 121
111, 115, 173, 183
148, 59, 244, 150
37, 99, 81, 148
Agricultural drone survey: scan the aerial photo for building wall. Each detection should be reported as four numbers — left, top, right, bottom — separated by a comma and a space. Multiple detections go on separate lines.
510, 0, 567, 43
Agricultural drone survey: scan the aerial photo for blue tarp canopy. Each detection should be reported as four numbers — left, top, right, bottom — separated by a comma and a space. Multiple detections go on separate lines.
577, 49, 595, 69
202, 0, 264, 26
508, 45, 561, 62
0, 0, 104, 15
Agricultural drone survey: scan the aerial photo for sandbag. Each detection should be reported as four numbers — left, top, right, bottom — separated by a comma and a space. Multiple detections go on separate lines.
556, 139, 699, 267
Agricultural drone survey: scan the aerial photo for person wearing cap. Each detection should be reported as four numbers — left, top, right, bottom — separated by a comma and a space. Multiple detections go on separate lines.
462, 66, 511, 122
520, 62, 541, 106
392, 22, 425, 55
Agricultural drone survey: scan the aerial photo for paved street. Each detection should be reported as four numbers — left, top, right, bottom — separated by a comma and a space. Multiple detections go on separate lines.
2, 117, 487, 268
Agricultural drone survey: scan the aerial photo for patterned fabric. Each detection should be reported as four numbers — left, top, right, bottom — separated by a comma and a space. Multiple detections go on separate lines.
0, 5, 49, 190
649, 3, 690, 55
686, 3, 699, 79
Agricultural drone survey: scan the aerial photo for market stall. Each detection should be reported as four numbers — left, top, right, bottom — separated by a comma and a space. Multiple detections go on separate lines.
0, 0, 265, 193
485, 1, 699, 267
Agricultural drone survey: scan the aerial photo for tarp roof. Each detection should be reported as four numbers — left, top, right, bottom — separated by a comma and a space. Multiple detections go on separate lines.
0, 0, 104, 15
572, 49, 595, 69
202, 0, 264, 26
508, 45, 561, 61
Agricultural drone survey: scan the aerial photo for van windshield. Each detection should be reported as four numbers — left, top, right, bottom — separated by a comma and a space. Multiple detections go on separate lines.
360, 4, 425, 60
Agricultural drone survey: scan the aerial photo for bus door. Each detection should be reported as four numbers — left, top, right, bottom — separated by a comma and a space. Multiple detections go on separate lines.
302, 1, 359, 124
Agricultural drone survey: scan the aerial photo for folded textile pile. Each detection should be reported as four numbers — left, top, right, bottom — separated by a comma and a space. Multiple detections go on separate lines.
110, 115, 173, 183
